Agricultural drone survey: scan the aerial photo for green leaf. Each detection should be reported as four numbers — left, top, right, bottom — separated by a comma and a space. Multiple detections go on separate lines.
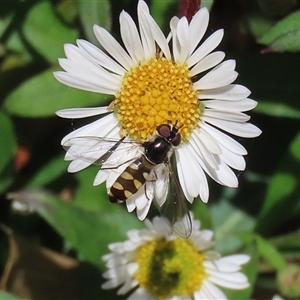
259, 10, 300, 52
151, 0, 178, 31
257, 0, 297, 18
211, 200, 255, 253
201, 0, 214, 10
256, 235, 286, 271
26, 155, 68, 188
255, 100, 300, 119
23, 1, 78, 63
78, 0, 111, 46
0, 113, 16, 193
7, 189, 143, 266
73, 166, 110, 212
0, 291, 24, 300
256, 132, 300, 235
4, 68, 111, 117
270, 229, 300, 250
246, 13, 274, 39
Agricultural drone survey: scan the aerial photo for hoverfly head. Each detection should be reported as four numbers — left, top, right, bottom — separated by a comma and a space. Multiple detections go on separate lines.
156, 123, 181, 147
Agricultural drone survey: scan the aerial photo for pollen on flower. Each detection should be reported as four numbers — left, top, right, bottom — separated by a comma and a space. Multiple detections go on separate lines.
114, 57, 200, 141
134, 238, 207, 299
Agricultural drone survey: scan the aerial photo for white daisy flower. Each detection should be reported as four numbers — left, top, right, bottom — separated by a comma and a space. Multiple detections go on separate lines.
101, 213, 250, 299
54, 1, 261, 221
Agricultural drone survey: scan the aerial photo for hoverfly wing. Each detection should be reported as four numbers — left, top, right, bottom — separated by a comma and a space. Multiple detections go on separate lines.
155, 157, 192, 239
62, 136, 138, 168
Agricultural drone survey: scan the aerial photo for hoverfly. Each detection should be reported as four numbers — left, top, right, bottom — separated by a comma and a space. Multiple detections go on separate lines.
63, 124, 192, 238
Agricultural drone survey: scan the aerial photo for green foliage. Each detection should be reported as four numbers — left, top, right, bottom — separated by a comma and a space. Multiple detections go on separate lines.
259, 10, 300, 52
4, 68, 110, 117
79, 0, 111, 46
23, 1, 78, 63
0, 0, 299, 299
0, 113, 16, 193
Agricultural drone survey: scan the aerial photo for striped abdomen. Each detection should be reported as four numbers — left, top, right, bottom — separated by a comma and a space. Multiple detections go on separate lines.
108, 156, 155, 203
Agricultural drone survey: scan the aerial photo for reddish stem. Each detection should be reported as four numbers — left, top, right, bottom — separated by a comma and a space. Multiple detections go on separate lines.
179, 0, 201, 22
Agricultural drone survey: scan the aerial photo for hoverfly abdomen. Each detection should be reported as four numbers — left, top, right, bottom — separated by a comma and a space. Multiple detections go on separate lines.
108, 156, 154, 203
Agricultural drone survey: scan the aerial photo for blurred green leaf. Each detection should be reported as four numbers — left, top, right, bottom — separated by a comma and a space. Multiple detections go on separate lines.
211, 200, 255, 253
73, 166, 109, 212
23, 1, 78, 63
270, 229, 300, 250
256, 235, 286, 271
259, 10, 300, 52
0, 113, 16, 193
151, 0, 178, 31
201, 0, 214, 10
257, 0, 297, 18
255, 101, 300, 119
246, 13, 274, 39
4, 68, 111, 117
79, 0, 111, 46
26, 155, 68, 188
56, 0, 78, 25
192, 199, 213, 230
256, 132, 300, 235
0, 291, 24, 300
7, 189, 143, 266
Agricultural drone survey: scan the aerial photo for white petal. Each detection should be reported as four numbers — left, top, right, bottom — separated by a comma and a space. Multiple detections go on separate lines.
93, 25, 134, 70
61, 44, 121, 87
194, 60, 238, 90
176, 17, 190, 63
67, 158, 91, 172
127, 287, 153, 300
175, 150, 194, 203
136, 199, 152, 221
170, 16, 180, 61
201, 122, 247, 155
61, 112, 118, 144
141, 9, 171, 59
176, 146, 209, 202
190, 51, 225, 76
192, 127, 222, 155
187, 29, 224, 67
189, 7, 209, 54
202, 98, 257, 111
220, 254, 250, 265
208, 271, 250, 289
203, 115, 262, 138
56, 107, 111, 119
120, 11, 145, 63
203, 109, 250, 122
117, 278, 138, 295
77, 39, 126, 75
199, 84, 251, 100
219, 145, 246, 171
188, 144, 238, 187
190, 134, 219, 170
54, 71, 117, 94
201, 280, 228, 299
93, 169, 110, 186
137, 0, 156, 59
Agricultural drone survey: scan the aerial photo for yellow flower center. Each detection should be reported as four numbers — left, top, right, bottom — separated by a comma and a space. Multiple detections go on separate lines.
134, 238, 207, 299
114, 57, 200, 141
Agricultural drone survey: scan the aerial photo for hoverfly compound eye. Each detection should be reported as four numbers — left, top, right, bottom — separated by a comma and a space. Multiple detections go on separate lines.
157, 124, 171, 138
171, 132, 181, 147
156, 124, 181, 147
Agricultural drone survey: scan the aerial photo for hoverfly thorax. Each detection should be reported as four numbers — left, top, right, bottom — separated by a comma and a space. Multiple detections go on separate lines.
144, 124, 181, 165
